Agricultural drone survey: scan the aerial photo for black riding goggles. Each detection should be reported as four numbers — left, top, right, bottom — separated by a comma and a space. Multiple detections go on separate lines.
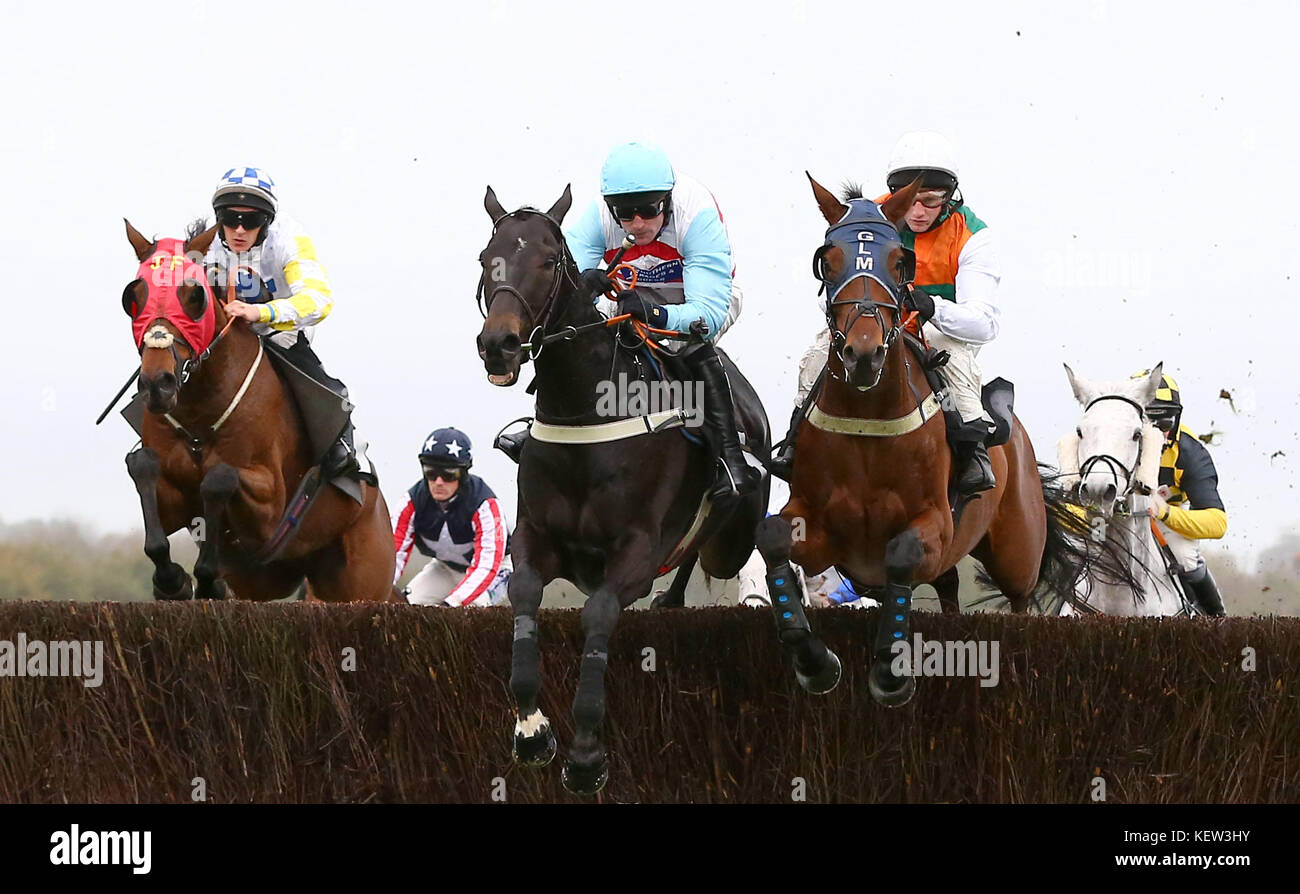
422, 466, 462, 482
607, 196, 668, 222
219, 208, 268, 231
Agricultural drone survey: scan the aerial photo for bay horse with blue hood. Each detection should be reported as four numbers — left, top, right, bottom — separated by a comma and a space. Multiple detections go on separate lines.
755, 177, 1094, 704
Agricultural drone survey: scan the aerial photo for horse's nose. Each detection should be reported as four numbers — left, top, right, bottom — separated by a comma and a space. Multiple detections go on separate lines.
1080, 479, 1117, 506
479, 329, 521, 359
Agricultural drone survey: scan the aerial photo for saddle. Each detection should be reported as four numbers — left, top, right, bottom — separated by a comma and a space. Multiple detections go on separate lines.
901, 333, 1014, 449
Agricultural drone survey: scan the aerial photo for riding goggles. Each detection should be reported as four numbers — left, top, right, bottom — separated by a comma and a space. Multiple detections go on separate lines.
607, 197, 667, 222
913, 189, 952, 209
423, 466, 462, 482
219, 208, 268, 231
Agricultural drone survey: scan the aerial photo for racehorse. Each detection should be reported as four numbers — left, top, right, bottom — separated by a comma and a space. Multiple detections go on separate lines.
755, 177, 1094, 706
119, 221, 395, 602
1057, 363, 1190, 616
475, 186, 779, 795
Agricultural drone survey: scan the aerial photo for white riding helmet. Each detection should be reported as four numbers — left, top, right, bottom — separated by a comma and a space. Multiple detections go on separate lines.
886, 131, 960, 192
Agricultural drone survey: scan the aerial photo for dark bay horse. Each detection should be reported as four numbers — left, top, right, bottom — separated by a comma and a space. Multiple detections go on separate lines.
120, 221, 395, 602
757, 177, 1088, 705
475, 186, 785, 795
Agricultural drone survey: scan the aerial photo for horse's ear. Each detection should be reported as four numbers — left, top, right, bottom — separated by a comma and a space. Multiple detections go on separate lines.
124, 218, 154, 261
807, 172, 847, 226
1136, 362, 1164, 406
185, 224, 218, 258
485, 186, 507, 222
1063, 363, 1098, 406
547, 184, 572, 225
880, 176, 922, 227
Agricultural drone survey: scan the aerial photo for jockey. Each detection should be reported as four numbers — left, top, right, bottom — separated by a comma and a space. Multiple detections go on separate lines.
203, 166, 363, 480
770, 131, 1001, 496
392, 427, 512, 607
1128, 370, 1228, 616
496, 141, 757, 500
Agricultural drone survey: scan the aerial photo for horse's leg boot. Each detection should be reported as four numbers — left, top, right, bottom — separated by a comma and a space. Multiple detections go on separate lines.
768, 404, 803, 483
1179, 558, 1226, 617
684, 342, 758, 500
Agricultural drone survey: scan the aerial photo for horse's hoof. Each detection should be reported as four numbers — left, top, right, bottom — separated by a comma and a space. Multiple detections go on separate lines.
153, 572, 193, 601
650, 590, 684, 609
868, 661, 916, 707
512, 726, 557, 768
561, 759, 609, 796
795, 648, 842, 695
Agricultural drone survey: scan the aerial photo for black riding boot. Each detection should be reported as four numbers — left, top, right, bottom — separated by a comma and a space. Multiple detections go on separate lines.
952, 419, 996, 495
324, 419, 361, 479
768, 404, 802, 483
1179, 558, 1226, 616
684, 343, 759, 500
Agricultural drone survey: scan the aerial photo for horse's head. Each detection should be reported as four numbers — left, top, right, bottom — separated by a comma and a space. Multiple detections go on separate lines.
122, 219, 221, 414
808, 174, 920, 390
1063, 362, 1167, 514
475, 185, 575, 387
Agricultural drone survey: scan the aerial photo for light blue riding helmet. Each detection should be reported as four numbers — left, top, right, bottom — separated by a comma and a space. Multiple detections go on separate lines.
599, 142, 676, 196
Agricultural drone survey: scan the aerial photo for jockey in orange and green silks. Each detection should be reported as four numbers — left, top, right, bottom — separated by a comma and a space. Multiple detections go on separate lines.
773, 130, 1002, 497
1127, 369, 1228, 616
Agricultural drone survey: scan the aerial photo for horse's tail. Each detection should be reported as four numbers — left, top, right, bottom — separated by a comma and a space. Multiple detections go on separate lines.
973, 463, 1146, 613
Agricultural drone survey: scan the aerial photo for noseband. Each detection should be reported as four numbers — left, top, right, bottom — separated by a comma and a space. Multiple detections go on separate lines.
813, 200, 915, 390
476, 210, 580, 361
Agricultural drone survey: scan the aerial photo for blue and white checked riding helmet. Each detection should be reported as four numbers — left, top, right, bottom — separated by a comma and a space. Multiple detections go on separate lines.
419, 427, 473, 469
212, 166, 278, 221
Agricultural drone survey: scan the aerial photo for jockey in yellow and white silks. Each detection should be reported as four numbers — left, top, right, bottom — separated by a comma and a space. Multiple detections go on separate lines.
202, 166, 363, 480
770, 131, 1002, 496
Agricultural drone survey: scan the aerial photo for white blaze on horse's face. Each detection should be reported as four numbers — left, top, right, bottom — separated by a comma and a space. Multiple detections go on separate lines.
1064, 364, 1162, 515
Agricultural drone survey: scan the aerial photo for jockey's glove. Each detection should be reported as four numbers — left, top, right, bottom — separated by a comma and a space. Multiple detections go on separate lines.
903, 286, 936, 322
617, 289, 670, 328
580, 268, 614, 298
1130, 492, 1171, 519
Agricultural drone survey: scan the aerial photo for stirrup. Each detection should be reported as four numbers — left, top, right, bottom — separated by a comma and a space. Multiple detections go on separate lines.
496, 429, 529, 464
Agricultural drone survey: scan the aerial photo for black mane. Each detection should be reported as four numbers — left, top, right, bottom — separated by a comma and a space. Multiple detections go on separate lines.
186, 217, 209, 240
841, 181, 864, 201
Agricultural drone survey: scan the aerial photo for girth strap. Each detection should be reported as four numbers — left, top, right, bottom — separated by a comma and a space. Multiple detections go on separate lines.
530, 408, 692, 445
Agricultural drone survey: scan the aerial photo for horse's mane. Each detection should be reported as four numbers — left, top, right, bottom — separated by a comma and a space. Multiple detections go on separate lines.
186, 217, 209, 241
840, 182, 865, 202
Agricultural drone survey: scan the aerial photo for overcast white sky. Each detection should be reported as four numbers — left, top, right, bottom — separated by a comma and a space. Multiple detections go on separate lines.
1, 0, 1295, 564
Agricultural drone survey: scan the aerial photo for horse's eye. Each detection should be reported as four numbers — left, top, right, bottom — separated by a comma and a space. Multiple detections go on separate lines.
1133, 429, 1142, 441
543, 257, 557, 269
1076, 427, 1083, 438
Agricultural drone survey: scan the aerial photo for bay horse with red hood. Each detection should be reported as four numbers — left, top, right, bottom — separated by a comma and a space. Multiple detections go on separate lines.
119, 221, 394, 602
755, 178, 1091, 704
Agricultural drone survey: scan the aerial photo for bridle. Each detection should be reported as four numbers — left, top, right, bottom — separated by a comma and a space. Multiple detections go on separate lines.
813, 201, 915, 391
476, 210, 581, 361
1077, 393, 1150, 504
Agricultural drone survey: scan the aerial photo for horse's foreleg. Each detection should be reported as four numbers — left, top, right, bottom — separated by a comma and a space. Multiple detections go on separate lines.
193, 463, 240, 600
125, 446, 192, 601
755, 516, 841, 695
509, 533, 555, 769
561, 587, 624, 796
868, 522, 941, 707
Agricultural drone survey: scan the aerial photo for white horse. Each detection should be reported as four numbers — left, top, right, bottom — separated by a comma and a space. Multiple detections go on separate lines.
1056, 363, 1193, 616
